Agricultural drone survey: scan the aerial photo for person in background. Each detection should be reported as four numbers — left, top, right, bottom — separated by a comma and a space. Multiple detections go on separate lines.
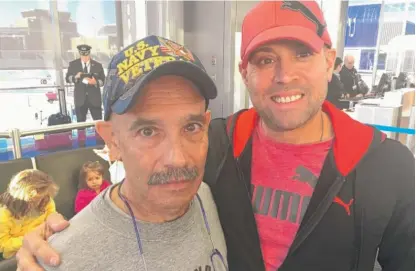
0, 170, 58, 259
65, 44, 106, 122
326, 57, 345, 108
339, 54, 362, 98
75, 161, 111, 213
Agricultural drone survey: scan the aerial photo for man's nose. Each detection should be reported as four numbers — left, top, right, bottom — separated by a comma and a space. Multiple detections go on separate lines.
273, 58, 298, 84
163, 137, 187, 167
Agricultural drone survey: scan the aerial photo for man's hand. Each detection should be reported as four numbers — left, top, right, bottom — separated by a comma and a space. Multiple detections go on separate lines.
88, 77, 97, 85
75, 72, 83, 79
16, 213, 69, 271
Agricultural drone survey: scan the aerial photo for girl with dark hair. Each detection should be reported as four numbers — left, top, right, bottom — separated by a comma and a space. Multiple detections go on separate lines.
74, 161, 110, 213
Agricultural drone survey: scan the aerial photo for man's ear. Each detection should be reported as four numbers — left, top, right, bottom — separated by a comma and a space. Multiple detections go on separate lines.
239, 61, 249, 87
325, 48, 337, 82
95, 121, 121, 160
205, 110, 212, 126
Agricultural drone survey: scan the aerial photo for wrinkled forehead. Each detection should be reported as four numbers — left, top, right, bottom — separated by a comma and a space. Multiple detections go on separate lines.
132, 76, 205, 111
111, 77, 206, 128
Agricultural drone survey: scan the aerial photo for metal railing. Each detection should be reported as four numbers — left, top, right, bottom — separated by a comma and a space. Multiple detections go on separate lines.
0, 85, 57, 91
0, 132, 9, 138
1, 121, 96, 159
0, 85, 73, 91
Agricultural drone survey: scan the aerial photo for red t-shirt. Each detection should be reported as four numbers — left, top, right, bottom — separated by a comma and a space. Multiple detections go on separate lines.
251, 121, 332, 270
74, 181, 111, 213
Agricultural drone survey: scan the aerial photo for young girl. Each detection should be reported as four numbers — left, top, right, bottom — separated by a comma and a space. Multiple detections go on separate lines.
0, 169, 58, 259
75, 161, 110, 213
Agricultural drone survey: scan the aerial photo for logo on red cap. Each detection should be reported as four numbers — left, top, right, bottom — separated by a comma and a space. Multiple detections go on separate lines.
281, 1, 326, 37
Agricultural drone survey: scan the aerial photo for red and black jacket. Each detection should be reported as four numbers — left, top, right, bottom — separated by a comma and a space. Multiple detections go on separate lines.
203, 101, 414, 271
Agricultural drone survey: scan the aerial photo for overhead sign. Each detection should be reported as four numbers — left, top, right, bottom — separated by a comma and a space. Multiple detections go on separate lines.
345, 4, 382, 48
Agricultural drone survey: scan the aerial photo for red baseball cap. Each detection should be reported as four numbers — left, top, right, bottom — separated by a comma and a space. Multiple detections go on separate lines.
241, 0, 332, 67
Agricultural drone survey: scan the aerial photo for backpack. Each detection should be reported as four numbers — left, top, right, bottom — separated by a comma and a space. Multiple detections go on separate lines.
47, 113, 72, 126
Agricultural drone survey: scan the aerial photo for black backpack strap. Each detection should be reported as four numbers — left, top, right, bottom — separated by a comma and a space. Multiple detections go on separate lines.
226, 109, 248, 148
203, 118, 230, 186
353, 126, 384, 271
203, 109, 249, 187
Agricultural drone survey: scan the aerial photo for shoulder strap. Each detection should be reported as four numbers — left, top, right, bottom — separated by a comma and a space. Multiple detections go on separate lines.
203, 118, 230, 186
203, 108, 255, 185
227, 108, 258, 158
226, 109, 247, 139
353, 126, 385, 271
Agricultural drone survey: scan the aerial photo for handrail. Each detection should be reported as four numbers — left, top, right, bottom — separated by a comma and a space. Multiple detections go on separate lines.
0, 85, 74, 91
0, 86, 57, 91
20, 121, 96, 137
0, 121, 97, 159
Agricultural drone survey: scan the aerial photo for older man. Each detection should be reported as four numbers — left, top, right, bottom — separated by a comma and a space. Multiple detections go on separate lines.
340, 54, 361, 97
17, 1, 414, 271
23, 35, 227, 271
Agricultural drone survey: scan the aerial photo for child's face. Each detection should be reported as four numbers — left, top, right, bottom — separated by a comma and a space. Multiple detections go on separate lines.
86, 171, 103, 191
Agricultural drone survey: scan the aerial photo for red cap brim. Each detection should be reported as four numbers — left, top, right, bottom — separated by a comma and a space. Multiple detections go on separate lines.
241, 25, 325, 67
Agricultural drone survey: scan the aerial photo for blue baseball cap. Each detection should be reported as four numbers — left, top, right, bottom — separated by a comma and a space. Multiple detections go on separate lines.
103, 35, 217, 121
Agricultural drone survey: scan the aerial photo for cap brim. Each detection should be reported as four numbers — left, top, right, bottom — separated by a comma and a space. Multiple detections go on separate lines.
242, 25, 324, 67
111, 61, 217, 117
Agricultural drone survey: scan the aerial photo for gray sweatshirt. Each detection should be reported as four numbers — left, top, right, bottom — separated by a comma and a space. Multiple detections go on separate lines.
40, 182, 227, 271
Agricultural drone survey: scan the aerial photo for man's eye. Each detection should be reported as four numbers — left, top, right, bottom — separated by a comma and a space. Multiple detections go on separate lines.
258, 58, 275, 65
185, 123, 202, 133
139, 127, 156, 137
296, 50, 313, 58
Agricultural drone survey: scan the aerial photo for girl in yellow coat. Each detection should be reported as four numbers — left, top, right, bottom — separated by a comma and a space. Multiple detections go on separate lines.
0, 169, 58, 259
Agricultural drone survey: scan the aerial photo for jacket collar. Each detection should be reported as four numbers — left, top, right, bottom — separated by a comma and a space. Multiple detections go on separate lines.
231, 101, 382, 176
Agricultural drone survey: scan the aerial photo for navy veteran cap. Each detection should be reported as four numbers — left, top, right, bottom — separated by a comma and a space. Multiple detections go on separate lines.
103, 35, 217, 121
77, 44, 91, 56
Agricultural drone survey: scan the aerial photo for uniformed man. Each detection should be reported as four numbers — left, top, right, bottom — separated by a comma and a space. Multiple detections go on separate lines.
66, 44, 106, 122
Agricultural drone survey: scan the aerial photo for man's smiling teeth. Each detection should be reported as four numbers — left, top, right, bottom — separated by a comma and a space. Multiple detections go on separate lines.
272, 94, 302, 104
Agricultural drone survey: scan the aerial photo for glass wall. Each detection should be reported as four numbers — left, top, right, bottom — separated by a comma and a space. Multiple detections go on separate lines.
0, 0, 136, 160
344, 0, 415, 88
343, 0, 415, 152
0, 0, 120, 132
56, 0, 118, 121
0, 1, 55, 131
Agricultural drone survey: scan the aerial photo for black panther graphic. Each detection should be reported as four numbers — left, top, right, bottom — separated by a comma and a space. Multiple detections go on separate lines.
281, 0, 326, 37
292, 165, 318, 188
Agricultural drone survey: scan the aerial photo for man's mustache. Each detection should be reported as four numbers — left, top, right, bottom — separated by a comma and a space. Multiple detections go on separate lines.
147, 166, 199, 186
